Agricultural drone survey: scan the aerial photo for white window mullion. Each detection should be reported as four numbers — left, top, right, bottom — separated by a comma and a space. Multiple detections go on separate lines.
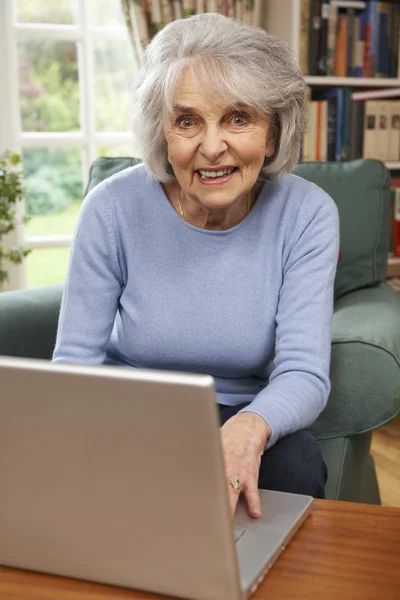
25, 236, 72, 250
20, 132, 86, 148
80, 0, 96, 191
14, 23, 128, 42
14, 23, 83, 41
1, 0, 26, 290
7, 1, 136, 289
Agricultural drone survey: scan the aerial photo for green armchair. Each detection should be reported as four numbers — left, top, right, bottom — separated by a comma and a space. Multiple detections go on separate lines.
1, 158, 399, 504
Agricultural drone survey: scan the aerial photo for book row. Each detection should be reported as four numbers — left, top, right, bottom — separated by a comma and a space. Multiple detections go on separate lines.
301, 88, 400, 163
300, 0, 400, 78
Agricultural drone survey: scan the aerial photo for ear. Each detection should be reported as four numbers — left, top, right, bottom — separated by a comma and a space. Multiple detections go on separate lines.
265, 138, 275, 159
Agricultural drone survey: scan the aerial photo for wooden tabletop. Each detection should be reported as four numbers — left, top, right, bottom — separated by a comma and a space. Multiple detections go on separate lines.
1, 499, 399, 600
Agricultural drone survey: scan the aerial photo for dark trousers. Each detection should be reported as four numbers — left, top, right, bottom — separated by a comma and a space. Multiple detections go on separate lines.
218, 403, 327, 499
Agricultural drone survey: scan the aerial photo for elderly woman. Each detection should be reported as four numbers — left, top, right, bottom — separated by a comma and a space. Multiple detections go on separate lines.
53, 13, 339, 518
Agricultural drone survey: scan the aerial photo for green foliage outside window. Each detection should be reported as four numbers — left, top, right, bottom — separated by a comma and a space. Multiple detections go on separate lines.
0, 152, 31, 286
18, 0, 136, 219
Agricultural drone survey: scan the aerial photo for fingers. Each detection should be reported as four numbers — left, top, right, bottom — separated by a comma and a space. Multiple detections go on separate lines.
228, 477, 261, 519
228, 488, 240, 517
244, 482, 262, 519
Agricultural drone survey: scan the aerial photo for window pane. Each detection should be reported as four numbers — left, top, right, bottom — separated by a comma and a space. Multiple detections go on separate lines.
89, 0, 125, 26
23, 148, 83, 233
95, 41, 137, 132
19, 40, 80, 132
16, 0, 79, 24
27, 248, 71, 287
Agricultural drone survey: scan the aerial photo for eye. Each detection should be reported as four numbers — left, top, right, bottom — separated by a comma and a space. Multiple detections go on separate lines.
231, 112, 248, 125
177, 116, 196, 128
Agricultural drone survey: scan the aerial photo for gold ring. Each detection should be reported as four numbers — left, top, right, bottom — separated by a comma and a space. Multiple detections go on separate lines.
230, 477, 241, 490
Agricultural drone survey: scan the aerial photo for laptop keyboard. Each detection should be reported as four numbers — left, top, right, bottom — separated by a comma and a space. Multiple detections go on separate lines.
234, 527, 246, 543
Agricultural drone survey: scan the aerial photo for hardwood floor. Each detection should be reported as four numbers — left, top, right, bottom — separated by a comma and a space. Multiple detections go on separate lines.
371, 414, 400, 507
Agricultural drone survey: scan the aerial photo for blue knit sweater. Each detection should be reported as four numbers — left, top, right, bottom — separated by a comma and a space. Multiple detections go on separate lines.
53, 163, 340, 448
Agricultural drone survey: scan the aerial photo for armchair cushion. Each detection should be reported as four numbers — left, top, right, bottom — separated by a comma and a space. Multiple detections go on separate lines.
0, 285, 63, 359
309, 283, 400, 439
293, 160, 391, 300
84, 156, 141, 196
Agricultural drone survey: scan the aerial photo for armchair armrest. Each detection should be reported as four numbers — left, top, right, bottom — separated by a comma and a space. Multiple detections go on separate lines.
310, 283, 400, 439
0, 285, 62, 359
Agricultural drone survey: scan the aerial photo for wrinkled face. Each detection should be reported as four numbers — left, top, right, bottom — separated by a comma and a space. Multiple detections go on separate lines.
163, 68, 275, 211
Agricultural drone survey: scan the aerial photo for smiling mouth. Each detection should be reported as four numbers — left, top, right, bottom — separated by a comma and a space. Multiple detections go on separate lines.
196, 167, 238, 179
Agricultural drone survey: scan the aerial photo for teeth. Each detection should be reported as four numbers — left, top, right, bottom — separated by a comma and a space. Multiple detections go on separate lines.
198, 167, 235, 178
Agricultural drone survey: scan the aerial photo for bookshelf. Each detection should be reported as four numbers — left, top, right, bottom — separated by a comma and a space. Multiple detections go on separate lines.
305, 76, 400, 87
262, 0, 400, 277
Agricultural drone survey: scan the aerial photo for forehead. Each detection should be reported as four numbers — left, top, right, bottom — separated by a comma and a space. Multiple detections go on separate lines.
172, 67, 239, 115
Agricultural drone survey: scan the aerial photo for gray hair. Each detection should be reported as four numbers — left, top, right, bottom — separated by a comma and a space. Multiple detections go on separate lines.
133, 13, 307, 183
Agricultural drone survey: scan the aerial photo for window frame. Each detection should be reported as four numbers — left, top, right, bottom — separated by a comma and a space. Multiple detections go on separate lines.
1, 0, 136, 288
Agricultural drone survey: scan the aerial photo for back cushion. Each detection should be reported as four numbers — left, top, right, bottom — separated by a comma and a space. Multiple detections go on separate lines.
293, 159, 391, 299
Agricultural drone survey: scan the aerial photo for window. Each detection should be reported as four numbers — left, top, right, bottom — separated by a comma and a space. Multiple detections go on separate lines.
2, 0, 139, 288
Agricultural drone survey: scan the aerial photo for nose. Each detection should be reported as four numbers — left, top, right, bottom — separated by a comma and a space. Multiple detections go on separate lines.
199, 124, 228, 162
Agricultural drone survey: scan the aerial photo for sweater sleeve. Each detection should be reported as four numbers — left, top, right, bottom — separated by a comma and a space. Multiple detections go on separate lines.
239, 187, 340, 449
52, 182, 124, 364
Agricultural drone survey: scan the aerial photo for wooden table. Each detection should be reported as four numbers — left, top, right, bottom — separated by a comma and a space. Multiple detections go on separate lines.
1, 499, 399, 600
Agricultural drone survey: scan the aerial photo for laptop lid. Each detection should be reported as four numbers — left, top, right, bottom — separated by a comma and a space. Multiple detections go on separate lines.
0, 356, 243, 600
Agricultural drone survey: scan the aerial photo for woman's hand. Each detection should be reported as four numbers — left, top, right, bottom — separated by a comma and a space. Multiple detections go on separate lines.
220, 412, 271, 518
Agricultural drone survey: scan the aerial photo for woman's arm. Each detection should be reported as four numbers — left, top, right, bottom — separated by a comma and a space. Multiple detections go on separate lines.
240, 187, 340, 448
52, 181, 124, 364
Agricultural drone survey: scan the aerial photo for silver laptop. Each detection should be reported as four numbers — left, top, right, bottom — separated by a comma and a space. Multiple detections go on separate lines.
0, 356, 312, 600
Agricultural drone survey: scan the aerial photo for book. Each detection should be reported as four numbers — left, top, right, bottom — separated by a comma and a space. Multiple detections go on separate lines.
352, 15, 361, 76
376, 101, 391, 160
389, 1, 400, 77
309, 0, 322, 76
320, 100, 328, 161
341, 87, 353, 160
299, 0, 311, 75
302, 89, 312, 161
350, 99, 365, 159
309, 101, 318, 161
355, 6, 367, 77
326, 2, 338, 76
393, 188, 400, 257
326, 94, 338, 161
335, 11, 348, 76
313, 87, 345, 162
346, 7, 355, 77
365, 1, 379, 77
316, 101, 323, 161
389, 101, 400, 161
377, 2, 391, 78
318, 0, 330, 75
363, 100, 379, 158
